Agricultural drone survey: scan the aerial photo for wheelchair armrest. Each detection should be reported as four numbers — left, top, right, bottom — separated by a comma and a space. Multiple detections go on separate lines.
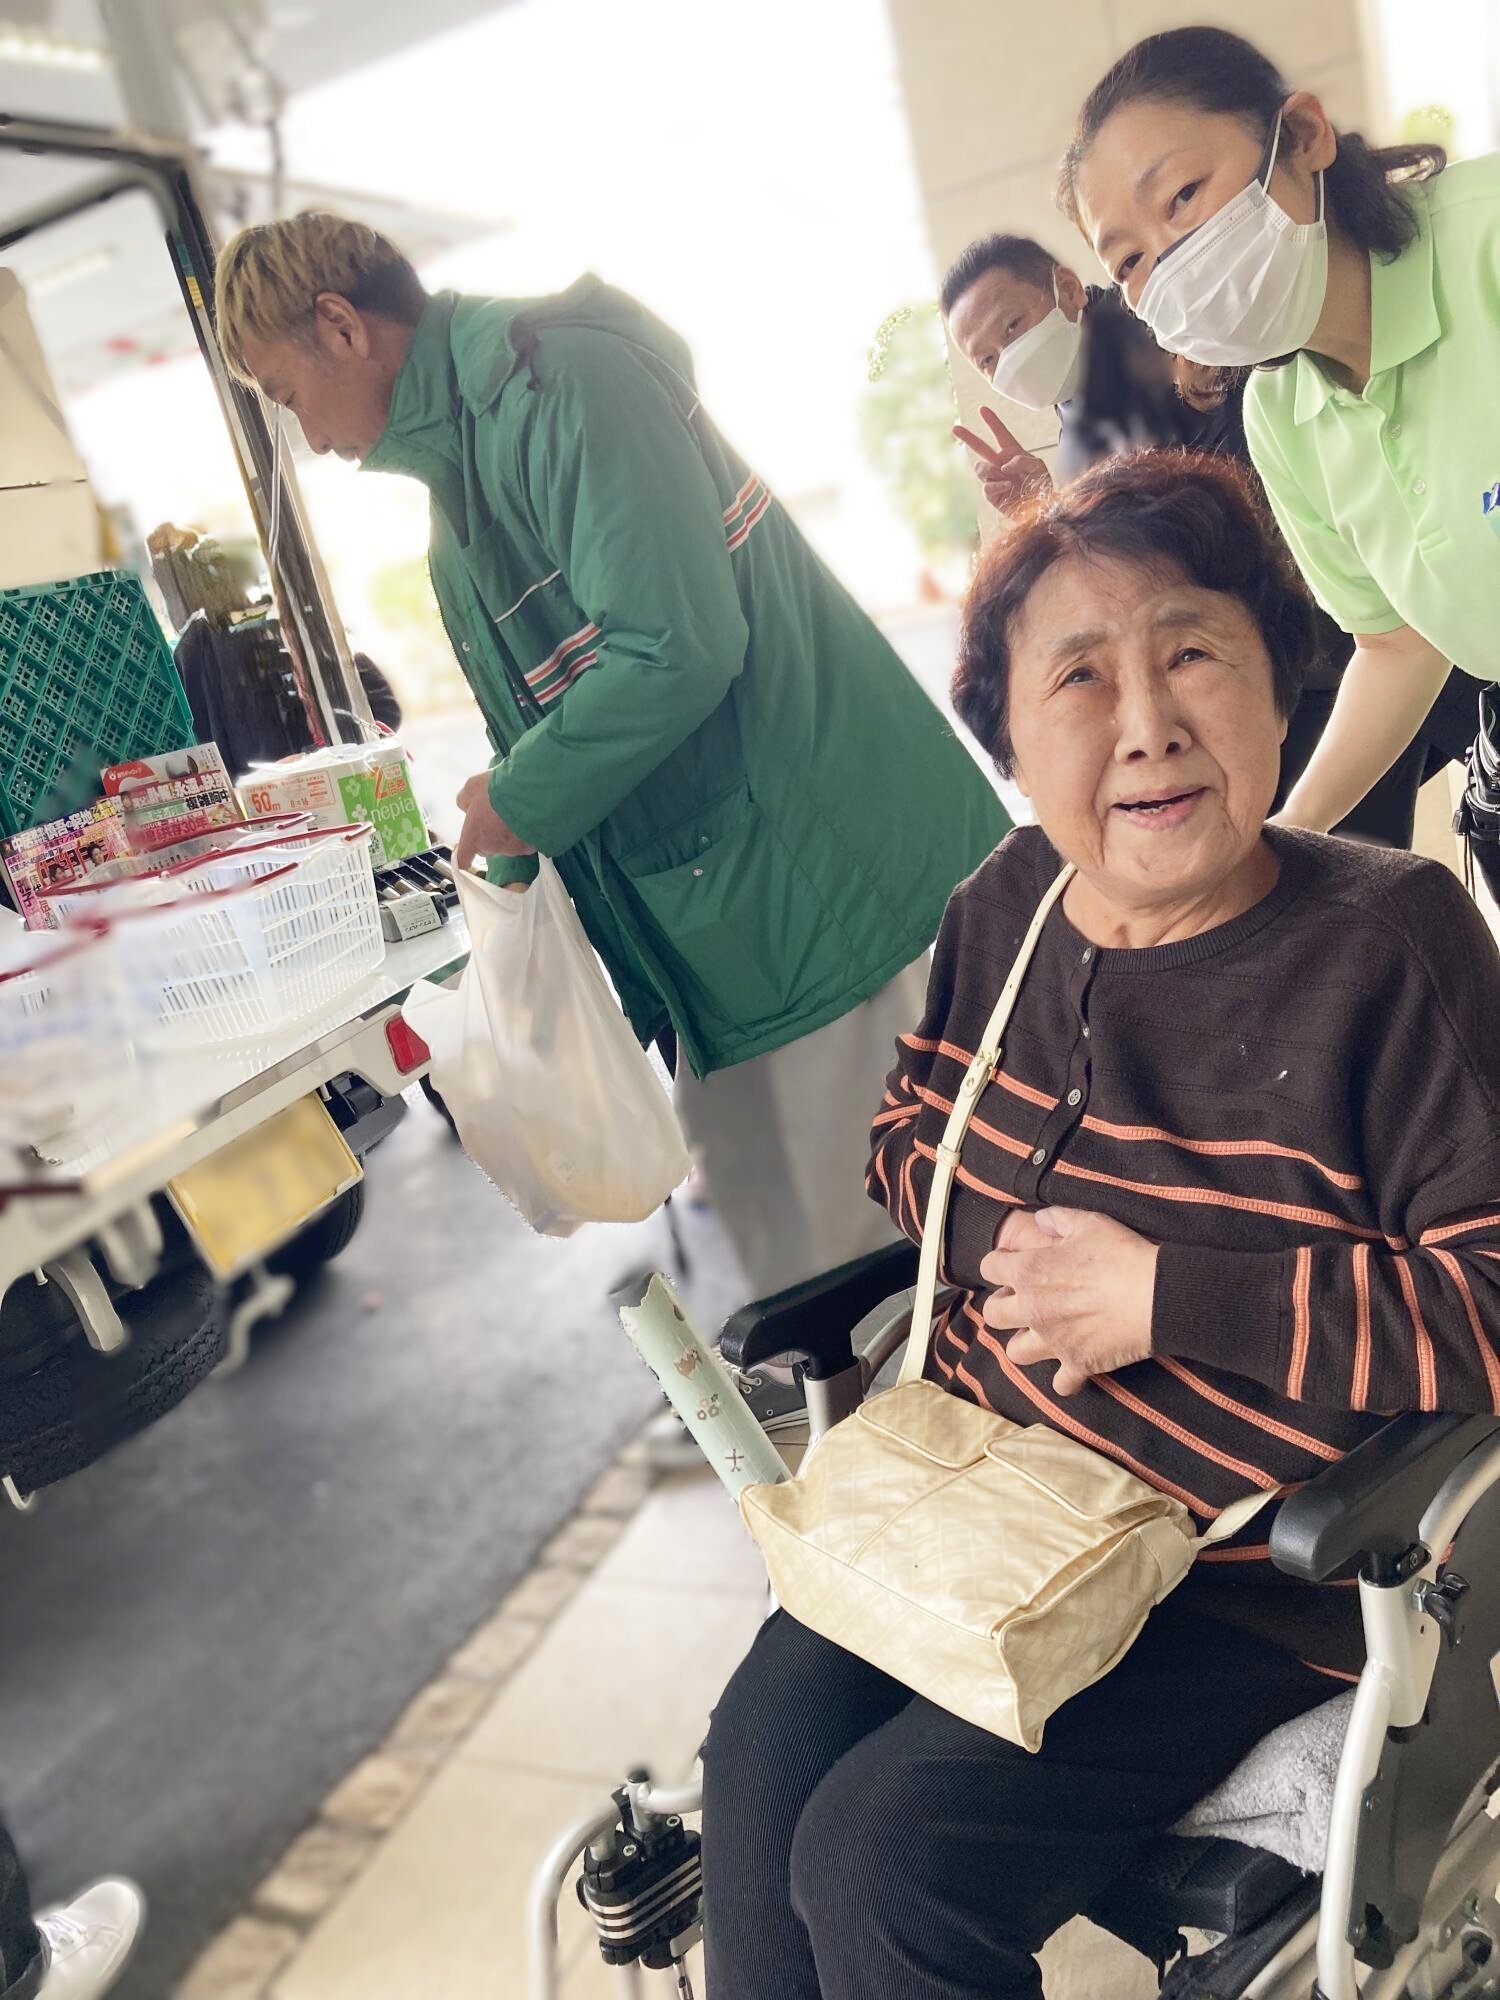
1270, 1412, 1500, 1583
719, 1241, 919, 1380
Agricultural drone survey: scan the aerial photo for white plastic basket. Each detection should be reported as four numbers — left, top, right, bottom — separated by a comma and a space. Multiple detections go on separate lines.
0, 922, 136, 1145
111, 825, 385, 1048
39, 812, 315, 928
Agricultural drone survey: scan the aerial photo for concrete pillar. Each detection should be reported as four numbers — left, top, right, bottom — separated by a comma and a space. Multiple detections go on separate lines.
887, 0, 1372, 278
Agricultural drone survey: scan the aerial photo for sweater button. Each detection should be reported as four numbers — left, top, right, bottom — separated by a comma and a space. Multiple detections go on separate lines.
1067, 1088, 1082, 1106
1031, 1147, 1046, 1166
691, 867, 704, 879
1081, 947, 1093, 964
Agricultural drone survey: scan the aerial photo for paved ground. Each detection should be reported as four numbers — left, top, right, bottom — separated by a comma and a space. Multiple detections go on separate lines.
0, 1104, 743, 2000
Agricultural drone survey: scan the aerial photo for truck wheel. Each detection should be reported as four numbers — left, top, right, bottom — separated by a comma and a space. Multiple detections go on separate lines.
0, 1257, 222, 1493
270, 1180, 367, 1282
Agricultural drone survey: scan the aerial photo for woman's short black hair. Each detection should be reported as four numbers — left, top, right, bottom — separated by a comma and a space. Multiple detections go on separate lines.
952, 450, 1315, 777
1057, 25, 1444, 264
940, 233, 1059, 317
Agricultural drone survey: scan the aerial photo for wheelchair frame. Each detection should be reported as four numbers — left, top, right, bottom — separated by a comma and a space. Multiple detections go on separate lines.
531, 1245, 1500, 2000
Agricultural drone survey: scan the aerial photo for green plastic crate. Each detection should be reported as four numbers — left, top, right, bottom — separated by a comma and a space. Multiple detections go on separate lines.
0, 569, 195, 837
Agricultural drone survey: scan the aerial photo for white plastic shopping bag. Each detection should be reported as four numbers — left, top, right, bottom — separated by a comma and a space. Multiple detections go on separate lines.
403, 861, 691, 1236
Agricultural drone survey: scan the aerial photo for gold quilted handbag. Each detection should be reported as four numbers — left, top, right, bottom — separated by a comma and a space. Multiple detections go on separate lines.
740, 865, 1268, 1750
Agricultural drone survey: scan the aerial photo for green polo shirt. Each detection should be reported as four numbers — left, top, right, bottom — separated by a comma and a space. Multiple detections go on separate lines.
1243, 154, 1500, 677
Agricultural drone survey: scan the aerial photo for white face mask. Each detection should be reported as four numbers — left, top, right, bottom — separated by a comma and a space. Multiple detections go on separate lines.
989, 287, 1085, 410
1135, 109, 1327, 368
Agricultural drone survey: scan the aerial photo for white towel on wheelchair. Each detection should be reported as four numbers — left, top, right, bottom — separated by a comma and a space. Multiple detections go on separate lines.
1171, 1692, 1355, 1873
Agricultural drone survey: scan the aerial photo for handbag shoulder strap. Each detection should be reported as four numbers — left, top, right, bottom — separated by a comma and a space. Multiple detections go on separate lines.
899, 864, 1075, 1387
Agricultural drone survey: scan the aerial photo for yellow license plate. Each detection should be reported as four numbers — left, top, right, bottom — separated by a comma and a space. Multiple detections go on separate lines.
170, 1094, 362, 1279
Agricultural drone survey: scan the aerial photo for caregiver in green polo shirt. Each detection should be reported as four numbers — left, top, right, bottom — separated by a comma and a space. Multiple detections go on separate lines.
214, 213, 1009, 1299
1060, 25, 1499, 877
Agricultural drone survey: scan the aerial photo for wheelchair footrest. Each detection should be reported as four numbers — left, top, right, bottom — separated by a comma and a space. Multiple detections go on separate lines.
1089, 1835, 1305, 1961
1159, 1871, 1322, 2000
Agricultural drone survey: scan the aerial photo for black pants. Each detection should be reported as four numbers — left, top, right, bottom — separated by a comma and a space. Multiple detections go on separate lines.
1277, 683, 1430, 848
0, 1817, 41, 2000
1419, 669, 1500, 905
1278, 668, 1500, 901
701, 1604, 1333, 2000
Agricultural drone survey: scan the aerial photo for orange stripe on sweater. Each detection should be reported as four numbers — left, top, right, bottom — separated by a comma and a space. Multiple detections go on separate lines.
1419, 1212, 1500, 1246
1092, 1374, 1280, 1488
1430, 1247, 1500, 1413
901, 1150, 920, 1244
992, 1069, 1058, 1110
1155, 1358, 1342, 1461
870, 1102, 917, 1130
1051, 1158, 1399, 1242
1287, 1247, 1313, 1399
954, 1356, 996, 1409
1393, 1255, 1438, 1410
961, 1302, 1214, 1516
1302, 1660, 1361, 1685
913, 1139, 1021, 1208
912, 1083, 1035, 1163
1352, 1243, 1372, 1411
1080, 1116, 1362, 1191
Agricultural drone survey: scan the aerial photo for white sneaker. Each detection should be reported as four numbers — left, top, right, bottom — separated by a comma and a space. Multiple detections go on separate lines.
35, 1880, 143, 2000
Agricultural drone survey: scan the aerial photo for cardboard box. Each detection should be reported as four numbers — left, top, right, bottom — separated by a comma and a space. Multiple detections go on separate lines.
0, 271, 103, 591
238, 741, 427, 869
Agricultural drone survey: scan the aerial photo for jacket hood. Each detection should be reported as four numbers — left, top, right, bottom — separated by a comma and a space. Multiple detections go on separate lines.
451, 273, 698, 410
365, 277, 697, 492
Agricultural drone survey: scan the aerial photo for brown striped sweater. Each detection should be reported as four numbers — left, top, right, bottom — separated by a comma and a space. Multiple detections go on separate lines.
867, 825, 1500, 1676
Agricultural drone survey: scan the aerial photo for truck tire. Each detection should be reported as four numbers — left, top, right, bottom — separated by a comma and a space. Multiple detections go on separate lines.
270, 1179, 366, 1282
0, 1255, 223, 1493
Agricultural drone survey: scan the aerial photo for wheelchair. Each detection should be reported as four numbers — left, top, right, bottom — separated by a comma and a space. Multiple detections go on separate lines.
531, 1240, 1500, 2000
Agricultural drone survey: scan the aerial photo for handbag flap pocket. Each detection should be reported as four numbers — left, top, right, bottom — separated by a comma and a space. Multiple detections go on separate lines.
983, 1427, 1187, 1527
858, 1380, 1017, 1469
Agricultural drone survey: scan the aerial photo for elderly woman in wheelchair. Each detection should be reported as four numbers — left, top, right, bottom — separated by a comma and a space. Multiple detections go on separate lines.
696, 453, 1500, 2000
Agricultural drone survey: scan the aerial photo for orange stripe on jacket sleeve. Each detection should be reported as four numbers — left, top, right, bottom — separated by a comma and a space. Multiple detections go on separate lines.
1393, 1255, 1439, 1410
1286, 1246, 1312, 1399
1430, 1247, 1500, 1413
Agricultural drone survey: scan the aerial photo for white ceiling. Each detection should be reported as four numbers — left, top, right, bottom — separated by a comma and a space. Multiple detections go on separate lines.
0, 0, 512, 389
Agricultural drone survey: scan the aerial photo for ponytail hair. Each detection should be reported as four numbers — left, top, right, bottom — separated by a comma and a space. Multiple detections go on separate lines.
1058, 26, 1444, 263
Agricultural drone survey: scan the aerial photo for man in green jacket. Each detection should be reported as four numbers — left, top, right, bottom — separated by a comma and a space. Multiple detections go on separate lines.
215, 214, 1008, 1298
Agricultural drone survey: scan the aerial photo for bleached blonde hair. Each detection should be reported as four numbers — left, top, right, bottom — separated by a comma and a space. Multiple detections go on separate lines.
214, 212, 426, 380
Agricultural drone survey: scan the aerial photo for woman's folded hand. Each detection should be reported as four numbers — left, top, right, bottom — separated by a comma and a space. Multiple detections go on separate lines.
980, 1208, 1157, 1395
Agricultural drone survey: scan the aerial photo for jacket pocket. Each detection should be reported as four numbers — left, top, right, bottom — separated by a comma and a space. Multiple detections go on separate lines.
621, 783, 830, 1032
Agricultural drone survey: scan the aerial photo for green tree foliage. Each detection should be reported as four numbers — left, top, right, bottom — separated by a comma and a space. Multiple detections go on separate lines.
860, 303, 978, 567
